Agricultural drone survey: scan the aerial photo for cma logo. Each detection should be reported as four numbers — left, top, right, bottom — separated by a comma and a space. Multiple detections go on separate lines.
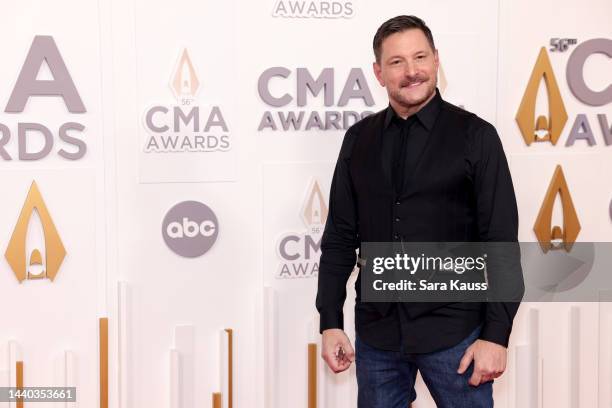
257, 67, 375, 131
143, 49, 231, 153
516, 38, 612, 146
534, 165, 581, 253
5, 181, 66, 283
276, 179, 328, 278
271, 0, 354, 19
162, 201, 219, 258
1, 36, 88, 161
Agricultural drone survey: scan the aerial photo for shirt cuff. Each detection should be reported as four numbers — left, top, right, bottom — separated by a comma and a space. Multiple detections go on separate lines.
319, 309, 344, 333
479, 320, 512, 347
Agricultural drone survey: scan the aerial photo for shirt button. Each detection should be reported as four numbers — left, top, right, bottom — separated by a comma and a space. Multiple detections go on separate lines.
395, 200, 401, 205
395, 217, 400, 222
393, 234, 400, 240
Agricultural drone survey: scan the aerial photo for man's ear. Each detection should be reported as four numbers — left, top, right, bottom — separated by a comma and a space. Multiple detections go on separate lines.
373, 61, 385, 87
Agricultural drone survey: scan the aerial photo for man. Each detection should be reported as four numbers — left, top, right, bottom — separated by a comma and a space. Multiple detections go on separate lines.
316, 15, 523, 407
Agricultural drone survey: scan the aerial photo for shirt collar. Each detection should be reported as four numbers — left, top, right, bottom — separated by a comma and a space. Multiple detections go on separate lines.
384, 87, 442, 131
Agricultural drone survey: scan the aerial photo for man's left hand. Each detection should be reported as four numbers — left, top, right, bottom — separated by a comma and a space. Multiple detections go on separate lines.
457, 339, 507, 386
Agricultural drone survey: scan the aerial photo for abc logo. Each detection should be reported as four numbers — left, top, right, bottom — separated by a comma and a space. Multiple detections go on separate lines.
162, 201, 219, 257
167, 218, 216, 238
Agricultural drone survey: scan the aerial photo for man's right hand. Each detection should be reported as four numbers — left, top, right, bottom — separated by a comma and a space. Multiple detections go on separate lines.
321, 328, 355, 373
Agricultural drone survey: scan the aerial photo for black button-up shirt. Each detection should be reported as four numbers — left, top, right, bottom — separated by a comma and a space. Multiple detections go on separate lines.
316, 87, 522, 353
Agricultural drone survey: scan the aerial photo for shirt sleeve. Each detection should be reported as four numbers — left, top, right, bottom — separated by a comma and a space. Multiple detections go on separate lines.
469, 120, 525, 347
316, 128, 360, 333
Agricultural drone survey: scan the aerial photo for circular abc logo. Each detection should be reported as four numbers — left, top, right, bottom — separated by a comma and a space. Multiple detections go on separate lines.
162, 201, 219, 258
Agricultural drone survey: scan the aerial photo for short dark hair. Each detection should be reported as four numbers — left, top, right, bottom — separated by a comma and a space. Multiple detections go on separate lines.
373, 15, 436, 63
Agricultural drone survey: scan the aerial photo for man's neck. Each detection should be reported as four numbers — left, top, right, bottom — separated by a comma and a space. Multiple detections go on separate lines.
390, 89, 436, 119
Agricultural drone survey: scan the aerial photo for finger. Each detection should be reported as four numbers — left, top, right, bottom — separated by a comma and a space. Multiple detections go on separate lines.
329, 351, 351, 373
336, 358, 352, 373
326, 344, 354, 373
325, 354, 343, 372
482, 369, 499, 383
481, 373, 495, 384
322, 349, 341, 372
469, 370, 482, 387
457, 348, 474, 374
344, 342, 356, 362
336, 347, 353, 370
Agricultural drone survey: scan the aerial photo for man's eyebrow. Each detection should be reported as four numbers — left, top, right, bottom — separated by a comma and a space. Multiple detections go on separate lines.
385, 50, 429, 61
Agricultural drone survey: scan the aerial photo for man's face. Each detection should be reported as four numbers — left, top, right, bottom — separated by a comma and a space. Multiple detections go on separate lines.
373, 29, 439, 110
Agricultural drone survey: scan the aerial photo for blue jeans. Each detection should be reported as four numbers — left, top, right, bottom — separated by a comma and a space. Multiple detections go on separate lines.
355, 325, 493, 408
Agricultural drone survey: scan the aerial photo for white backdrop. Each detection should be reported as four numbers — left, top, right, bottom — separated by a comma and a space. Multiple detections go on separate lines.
0, 0, 611, 407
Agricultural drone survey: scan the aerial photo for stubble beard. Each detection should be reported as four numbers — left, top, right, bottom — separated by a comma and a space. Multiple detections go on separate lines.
389, 76, 437, 112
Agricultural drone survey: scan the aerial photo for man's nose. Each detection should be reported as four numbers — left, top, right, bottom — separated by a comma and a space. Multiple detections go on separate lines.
403, 62, 418, 78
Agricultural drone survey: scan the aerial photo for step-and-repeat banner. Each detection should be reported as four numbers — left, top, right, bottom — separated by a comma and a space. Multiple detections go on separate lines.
0, 0, 610, 407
